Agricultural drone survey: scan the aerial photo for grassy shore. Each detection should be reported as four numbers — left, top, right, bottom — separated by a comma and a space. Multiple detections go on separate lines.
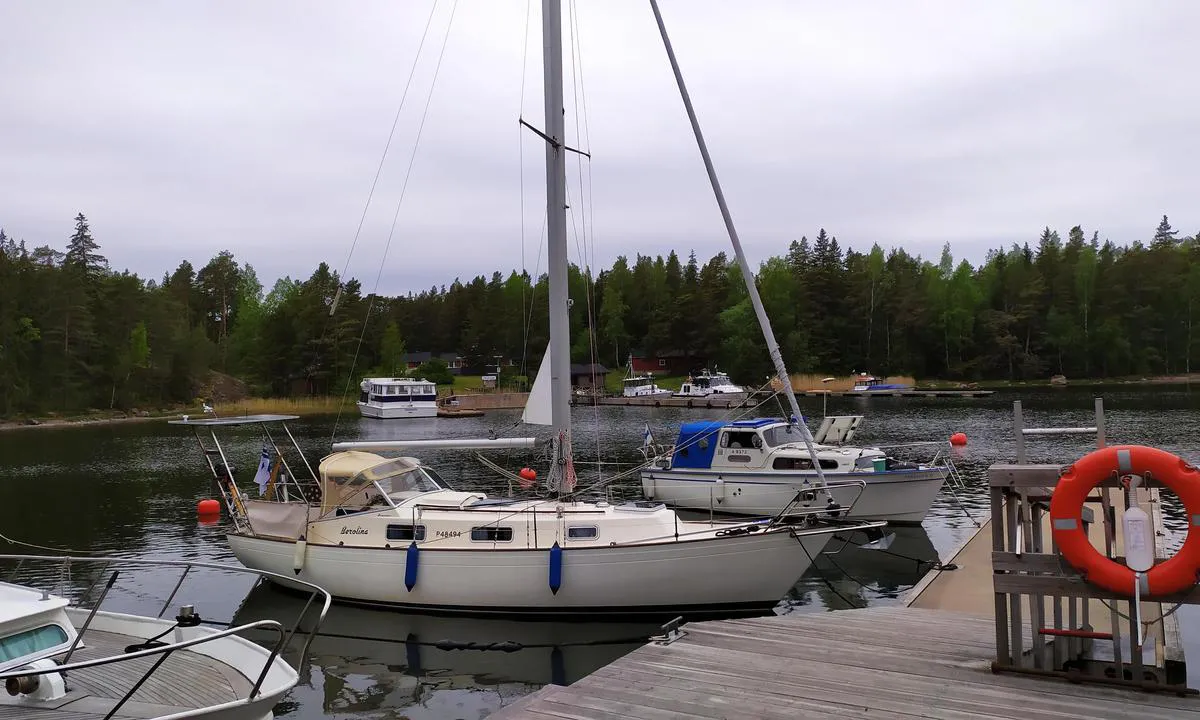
6, 371, 1200, 431
0, 395, 359, 432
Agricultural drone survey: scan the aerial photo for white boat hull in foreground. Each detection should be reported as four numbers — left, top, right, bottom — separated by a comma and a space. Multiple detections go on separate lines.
0, 554, 330, 720
641, 467, 948, 524
230, 524, 835, 617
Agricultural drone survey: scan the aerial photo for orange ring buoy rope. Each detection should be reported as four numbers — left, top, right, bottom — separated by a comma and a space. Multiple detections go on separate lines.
1049, 444, 1200, 597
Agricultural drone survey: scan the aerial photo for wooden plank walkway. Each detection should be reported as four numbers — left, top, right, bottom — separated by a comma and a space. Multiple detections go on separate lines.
489, 606, 1199, 719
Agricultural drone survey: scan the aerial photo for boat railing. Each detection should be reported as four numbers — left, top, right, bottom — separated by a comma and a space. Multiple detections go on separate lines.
0, 553, 331, 706
766, 478, 870, 528
0, 617, 288, 711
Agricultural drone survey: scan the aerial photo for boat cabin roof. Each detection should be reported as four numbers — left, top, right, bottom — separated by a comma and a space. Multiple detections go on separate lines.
727, 417, 778, 429
168, 413, 300, 426
0, 582, 69, 626
317, 451, 441, 515
363, 377, 430, 384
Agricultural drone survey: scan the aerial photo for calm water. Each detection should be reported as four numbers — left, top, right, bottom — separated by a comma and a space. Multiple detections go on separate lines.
1, 387, 1199, 717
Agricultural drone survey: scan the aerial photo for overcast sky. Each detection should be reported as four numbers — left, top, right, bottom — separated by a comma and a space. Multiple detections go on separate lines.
2, 1, 1197, 295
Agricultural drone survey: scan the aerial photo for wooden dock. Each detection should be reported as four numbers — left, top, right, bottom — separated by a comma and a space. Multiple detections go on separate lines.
590, 395, 754, 409
794, 389, 995, 398
489, 605, 1198, 719
586, 390, 993, 409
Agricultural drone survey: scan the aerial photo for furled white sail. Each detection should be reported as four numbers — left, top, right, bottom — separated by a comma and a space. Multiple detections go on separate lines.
521, 343, 553, 426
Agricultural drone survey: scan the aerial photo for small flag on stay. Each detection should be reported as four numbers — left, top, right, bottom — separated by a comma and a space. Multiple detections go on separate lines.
252, 445, 272, 495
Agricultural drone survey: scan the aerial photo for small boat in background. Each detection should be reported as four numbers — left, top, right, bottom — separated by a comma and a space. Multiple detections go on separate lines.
358, 377, 439, 419
0, 554, 329, 720
851, 373, 912, 392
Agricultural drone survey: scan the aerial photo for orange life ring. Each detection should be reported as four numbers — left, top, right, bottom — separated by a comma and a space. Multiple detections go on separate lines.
1049, 444, 1200, 597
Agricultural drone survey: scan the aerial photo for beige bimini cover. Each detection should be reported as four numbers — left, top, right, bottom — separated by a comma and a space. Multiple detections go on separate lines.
318, 451, 419, 516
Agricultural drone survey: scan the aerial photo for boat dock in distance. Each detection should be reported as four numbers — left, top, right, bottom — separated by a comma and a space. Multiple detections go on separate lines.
588, 388, 993, 408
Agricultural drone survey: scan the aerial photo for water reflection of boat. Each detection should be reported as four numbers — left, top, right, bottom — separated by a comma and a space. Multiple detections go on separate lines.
231, 581, 657, 707
783, 526, 940, 611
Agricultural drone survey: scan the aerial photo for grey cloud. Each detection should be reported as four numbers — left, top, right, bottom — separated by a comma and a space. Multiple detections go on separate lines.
2, 0, 1197, 295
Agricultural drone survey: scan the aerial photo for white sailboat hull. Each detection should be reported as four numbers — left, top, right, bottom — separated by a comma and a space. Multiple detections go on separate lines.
640, 468, 948, 524
357, 401, 438, 419
227, 527, 830, 617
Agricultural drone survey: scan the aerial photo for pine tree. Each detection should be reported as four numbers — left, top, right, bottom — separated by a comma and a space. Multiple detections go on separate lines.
63, 213, 107, 277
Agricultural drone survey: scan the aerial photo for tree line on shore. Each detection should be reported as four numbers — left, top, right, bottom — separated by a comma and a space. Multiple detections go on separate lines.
1, 213, 1196, 417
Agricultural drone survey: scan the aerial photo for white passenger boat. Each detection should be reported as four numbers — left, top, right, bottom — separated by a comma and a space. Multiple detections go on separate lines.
639, 415, 949, 524
357, 377, 438, 419
0, 554, 329, 720
621, 373, 673, 398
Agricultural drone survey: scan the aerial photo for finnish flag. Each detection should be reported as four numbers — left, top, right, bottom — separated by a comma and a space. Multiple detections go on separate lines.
252, 445, 272, 495
642, 423, 653, 447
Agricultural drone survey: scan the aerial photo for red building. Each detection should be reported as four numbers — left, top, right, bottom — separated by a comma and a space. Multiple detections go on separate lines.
628, 350, 700, 376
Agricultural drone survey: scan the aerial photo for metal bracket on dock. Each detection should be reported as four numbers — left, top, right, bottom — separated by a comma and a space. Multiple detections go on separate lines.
654, 616, 687, 646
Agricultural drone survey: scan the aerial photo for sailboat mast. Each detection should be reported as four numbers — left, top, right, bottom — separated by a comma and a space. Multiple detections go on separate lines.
648, 0, 827, 485
542, 0, 571, 439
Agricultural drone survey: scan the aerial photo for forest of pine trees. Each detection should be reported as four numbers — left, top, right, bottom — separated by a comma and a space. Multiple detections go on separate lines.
1, 213, 1198, 417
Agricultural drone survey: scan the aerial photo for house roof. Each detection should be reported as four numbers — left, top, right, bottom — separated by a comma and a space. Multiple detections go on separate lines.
630, 349, 695, 359
402, 351, 463, 363
570, 363, 609, 375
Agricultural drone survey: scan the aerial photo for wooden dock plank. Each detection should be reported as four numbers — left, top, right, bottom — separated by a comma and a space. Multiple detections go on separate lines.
489, 607, 1200, 720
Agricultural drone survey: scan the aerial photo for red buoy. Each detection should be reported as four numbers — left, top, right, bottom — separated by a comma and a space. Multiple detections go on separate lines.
949, 432, 968, 447
518, 467, 537, 488
197, 498, 221, 516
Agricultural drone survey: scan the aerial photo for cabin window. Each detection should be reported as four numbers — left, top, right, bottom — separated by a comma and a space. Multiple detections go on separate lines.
567, 526, 598, 540
762, 425, 801, 447
0, 624, 69, 663
386, 524, 426, 541
471, 526, 514, 542
658, 359, 667, 367
721, 431, 760, 450
772, 457, 839, 470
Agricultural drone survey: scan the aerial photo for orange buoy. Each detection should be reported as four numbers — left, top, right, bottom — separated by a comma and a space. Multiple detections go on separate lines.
518, 467, 537, 488
1051, 445, 1200, 597
949, 432, 968, 446
198, 515, 219, 527
197, 498, 221, 516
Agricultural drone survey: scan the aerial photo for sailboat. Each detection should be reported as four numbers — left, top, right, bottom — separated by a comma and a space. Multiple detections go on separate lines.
172, 0, 883, 618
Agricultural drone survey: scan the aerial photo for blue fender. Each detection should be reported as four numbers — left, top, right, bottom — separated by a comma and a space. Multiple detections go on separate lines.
549, 542, 563, 595
405, 541, 420, 591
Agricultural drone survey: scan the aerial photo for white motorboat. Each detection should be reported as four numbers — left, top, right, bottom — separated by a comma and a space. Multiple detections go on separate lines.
0, 554, 329, 720
675, 368, 745, 398
621, 373, 673, 398
357, 377, 438, 419
640, 415, 949, 524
